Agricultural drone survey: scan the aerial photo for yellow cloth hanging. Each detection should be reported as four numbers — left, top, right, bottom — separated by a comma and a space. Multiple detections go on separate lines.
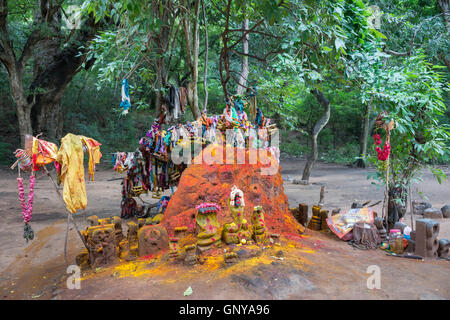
56, 133, 87, 213
79, 136, 102, 181
55, 134, 102, 213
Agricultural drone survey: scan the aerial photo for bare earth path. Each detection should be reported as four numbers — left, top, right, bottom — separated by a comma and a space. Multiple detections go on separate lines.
0, 160, 449, 300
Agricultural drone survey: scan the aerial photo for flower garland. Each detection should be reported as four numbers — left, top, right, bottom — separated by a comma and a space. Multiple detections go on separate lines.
373, 121, 394, 223
373, 133, 391, 161
17, 174, 35, 242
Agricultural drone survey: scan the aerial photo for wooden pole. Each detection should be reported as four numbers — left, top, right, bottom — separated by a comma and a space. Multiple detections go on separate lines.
319, 186, 325, 207
409, 186, 414, 230
42, 166, 89, 253
381, 123, 393, 230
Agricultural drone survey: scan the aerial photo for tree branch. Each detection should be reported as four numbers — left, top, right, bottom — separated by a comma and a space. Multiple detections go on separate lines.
231, 49, 266, 62
231, 48, 284, 62
0, 0, 15, 67
227, 28, 282, 39
18, 28, 48, 69
310, 89, 331, 136
383, 13, 444, 57
28, 16, 104, 102
182, 0, 194, 72
227, 19, 264, 50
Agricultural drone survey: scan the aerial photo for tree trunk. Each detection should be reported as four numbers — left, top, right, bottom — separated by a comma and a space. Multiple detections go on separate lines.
16, 104, 33, 147
29, 42, 97, 141
151, 1, 173, 118
1, 1, 104, 146
302, 131, 318, 181
182, 0, 201, 119
31, 94, 64, 141
236, 18, 249, 95
187, 82, 200, 118
356, 98, 373, 168
192, 0, 200, 117
201, 0, 208, 111
387, 186, 407, 230
301, 89, 331, 182
438, 0, 449, 30
155, 60, 164, 117
8, 69, 31, 147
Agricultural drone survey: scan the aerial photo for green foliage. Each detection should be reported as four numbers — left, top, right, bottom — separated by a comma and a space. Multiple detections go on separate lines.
0, 0, 448, 173
0, 141, 14, 165
320, 142, 360, 164
356, 51, 449, 186
61, 70, 155, 158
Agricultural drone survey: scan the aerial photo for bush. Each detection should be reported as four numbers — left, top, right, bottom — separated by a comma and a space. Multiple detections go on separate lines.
0, 141, 14, 166
320, 142, 360, 164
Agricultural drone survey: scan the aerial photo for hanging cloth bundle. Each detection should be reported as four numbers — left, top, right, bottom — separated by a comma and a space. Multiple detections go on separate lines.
12, 149, 33, 171
120, 78, 131, 115
255, 108, 266, 128
165, 85, 183, 121
32, 136, 58, 166
55, 134, 87, 213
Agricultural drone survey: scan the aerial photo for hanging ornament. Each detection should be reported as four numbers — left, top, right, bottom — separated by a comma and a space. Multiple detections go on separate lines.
120, 78, 131, 115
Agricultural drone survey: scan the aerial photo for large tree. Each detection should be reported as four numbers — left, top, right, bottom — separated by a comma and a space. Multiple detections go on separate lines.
0, 0, 105, 145
181, 0, 201, 118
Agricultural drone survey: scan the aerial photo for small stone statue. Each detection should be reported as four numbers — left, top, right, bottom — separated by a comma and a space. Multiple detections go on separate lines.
86, 224, 117, 268
169, 237, 180, 260
137, 225, 169, 257
307, 205, 322, 231
195, 202, 222, 252
251, 206, 269, 245
184, 244, 197, 265
223, 186, 248, 244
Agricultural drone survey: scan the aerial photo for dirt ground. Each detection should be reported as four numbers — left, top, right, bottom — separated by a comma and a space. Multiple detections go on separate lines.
0, 159, 449, 300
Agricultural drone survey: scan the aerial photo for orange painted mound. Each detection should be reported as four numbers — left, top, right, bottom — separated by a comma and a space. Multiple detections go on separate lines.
161, 144, 301, 237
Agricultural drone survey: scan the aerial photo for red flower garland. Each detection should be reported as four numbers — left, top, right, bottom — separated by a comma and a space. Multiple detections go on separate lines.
373, 134, 382, 146
373, 134, 390, 161
17, 175, 35, 223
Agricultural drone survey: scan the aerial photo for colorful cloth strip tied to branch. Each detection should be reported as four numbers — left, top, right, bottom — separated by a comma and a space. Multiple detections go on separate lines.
114, 93, 277, 218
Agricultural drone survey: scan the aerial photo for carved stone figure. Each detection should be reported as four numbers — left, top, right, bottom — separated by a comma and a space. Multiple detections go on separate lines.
223, 186, 247, 244
112, 216, 125, 244
195, 202, 222, 251
252, 206, 268, 245
184, 244, 197, 265
86, 224, 117, 268
169, 237, 180, 260
87, 215, 100, 226
307, 205, 322, 231
137, 225, 169, 257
